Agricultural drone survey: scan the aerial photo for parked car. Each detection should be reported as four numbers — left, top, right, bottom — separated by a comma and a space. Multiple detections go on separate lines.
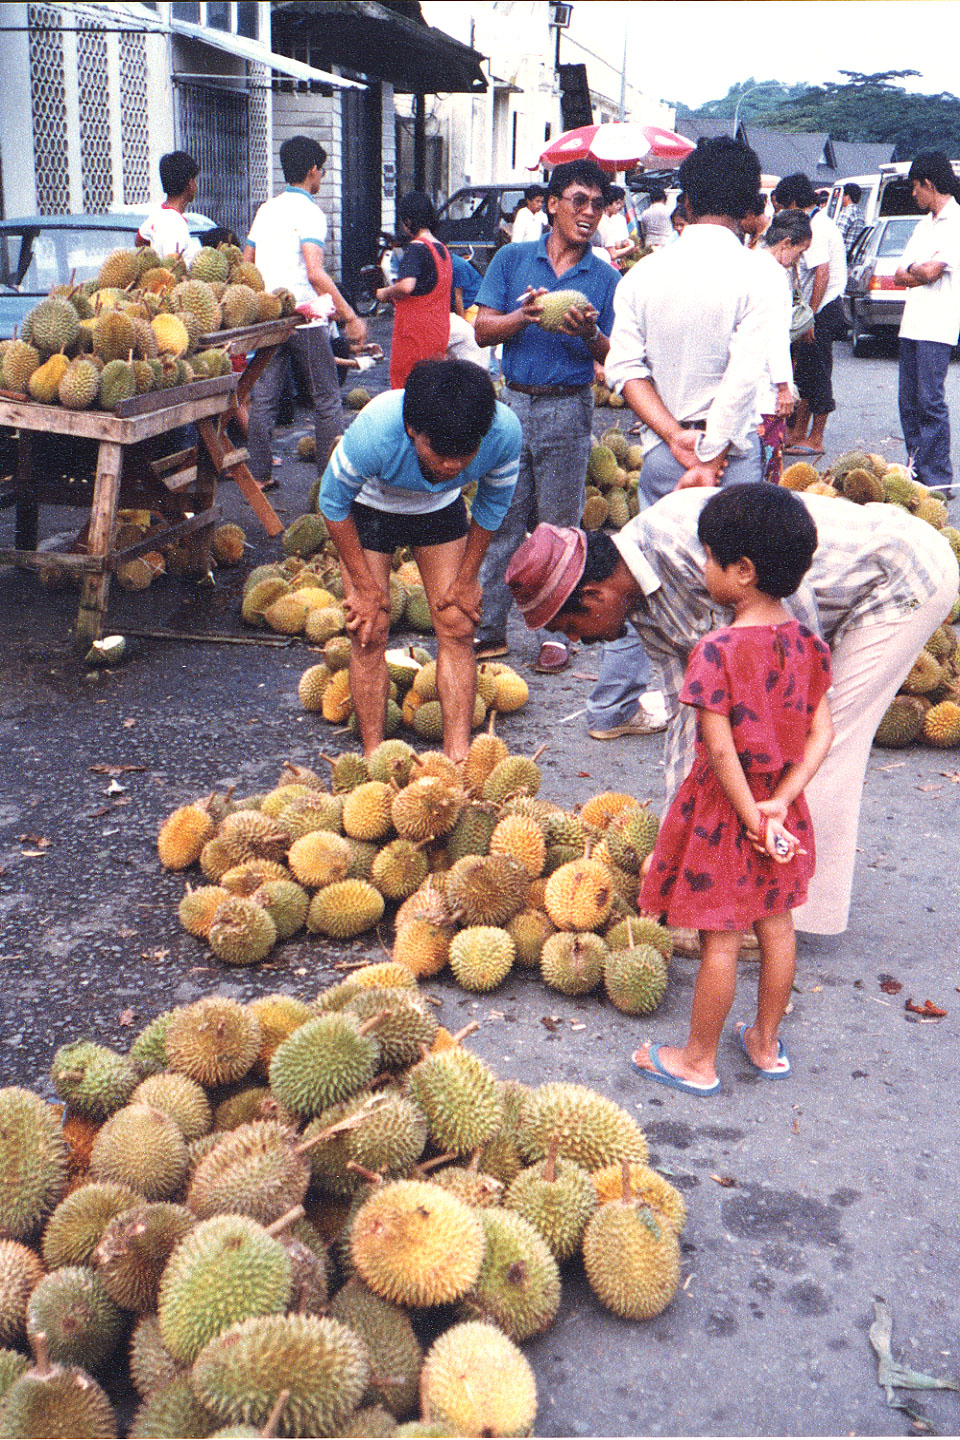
0, 211, 217, 339
842, 214, 921, 354
434, 185, 532, 272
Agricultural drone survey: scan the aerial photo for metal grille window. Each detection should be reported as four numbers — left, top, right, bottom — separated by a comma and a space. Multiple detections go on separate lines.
28, 4, 70, 215
176, 80, 250, 239
248, 64, 270, 213
120, 32, 151, 206
77, 21, 113, 214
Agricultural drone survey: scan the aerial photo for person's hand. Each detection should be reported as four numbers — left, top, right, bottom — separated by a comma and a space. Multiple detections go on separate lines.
342, 581, 390, 648
775, 383, 795, 419
434, 577, 482, 634
518, 287, 549, 324
675, 451, 726, 490
559, 302, 600, 342
344, 314, 368, 350
747, 800, 805, 864
668, 428, 699, 467
798, 326, 815, 345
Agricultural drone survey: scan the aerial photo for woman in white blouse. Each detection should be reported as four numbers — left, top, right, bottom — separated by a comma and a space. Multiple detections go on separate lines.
754, 209, 813, 481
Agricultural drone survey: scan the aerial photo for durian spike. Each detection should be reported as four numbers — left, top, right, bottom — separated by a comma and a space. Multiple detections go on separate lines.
265, 1204, 305, 1237
31, 1333, 54, 1378
262, 1390, 290, 1438
451, 1021, 480, 1044
544, 1133, 560, 1184
620, 1156, 633, 1204
295, 1092, 388, 1154
345, 1160, 384, 1185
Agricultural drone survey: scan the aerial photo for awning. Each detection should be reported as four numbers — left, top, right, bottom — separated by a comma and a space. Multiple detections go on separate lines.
272, 1, 487, 94
169, 19, 367, 90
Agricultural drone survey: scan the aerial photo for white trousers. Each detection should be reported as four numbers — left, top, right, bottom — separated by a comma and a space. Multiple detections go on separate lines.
796, 557, 959, 934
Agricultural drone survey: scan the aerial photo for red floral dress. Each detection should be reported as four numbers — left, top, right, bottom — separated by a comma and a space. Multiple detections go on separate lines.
639, 620, 832, 931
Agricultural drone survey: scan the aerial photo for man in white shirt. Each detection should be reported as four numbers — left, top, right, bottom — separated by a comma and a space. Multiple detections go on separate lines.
243, 135, 366, 486
894, 150, 960, 489
510, 187, 548, 244
136, 151, 202, 265
774, 173, 847, 457
596, 186, 634, 265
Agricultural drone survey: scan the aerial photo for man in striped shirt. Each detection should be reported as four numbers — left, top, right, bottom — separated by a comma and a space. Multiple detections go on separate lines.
505, 487, 958, 938
318, 360, 521, 762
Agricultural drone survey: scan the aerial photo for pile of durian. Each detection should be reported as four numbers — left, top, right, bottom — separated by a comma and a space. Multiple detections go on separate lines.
0, 242, 293, 413
158, 743, 670, 1019
40, 514, 248, 595
875, 618, 960, 749
581, 430, 644, 531
0, 975, 686, 1437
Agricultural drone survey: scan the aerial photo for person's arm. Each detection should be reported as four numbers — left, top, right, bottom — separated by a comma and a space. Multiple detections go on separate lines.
376, 275, 416, 302
474, 292, 544, 347
699, 709, 798, 862
300, 241, 367, 350
620, 377, 722, 484
322, 515, 391, 647
432, 519, 496, 629
557, 300, 609, 363
757, 692, 834, 820
453, 285, 466, 318
808, 261, 829, 316
895, 258, 948, 287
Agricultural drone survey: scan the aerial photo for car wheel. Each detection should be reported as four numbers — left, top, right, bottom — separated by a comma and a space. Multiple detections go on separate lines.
850, 306, 874, 357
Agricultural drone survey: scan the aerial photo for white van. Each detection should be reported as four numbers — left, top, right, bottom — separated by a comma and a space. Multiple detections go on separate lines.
827, 160, 960, 232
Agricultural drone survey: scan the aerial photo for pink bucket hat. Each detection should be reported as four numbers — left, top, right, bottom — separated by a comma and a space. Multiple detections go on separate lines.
505, 524, 587, 630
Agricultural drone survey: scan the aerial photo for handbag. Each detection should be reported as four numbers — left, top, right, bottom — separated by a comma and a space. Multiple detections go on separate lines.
789, 273, 815, 343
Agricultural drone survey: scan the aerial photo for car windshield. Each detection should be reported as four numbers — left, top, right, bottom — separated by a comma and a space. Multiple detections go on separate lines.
442, 192, 491, 223
876, 218, 920, 258
0, 225, 140, 294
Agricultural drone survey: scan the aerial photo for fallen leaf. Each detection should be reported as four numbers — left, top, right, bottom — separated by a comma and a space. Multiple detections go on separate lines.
540, 1015, 562, 1033
791, 1118, 801, 1134
118, 1008, 136, 1027
106, 779, 126, 796
940, 770, 960, 784
18, 835, 51, 847
88, 806, 111, 818
870, 1299, 958, 1405
879, 977, 903, 994
20, 850, 47, 858
89, 763, 147, 775
140, 948, 170, 962
570, 1022, 586, 1031
905, 998, 947, 1018
710, 1173, 736, 1188
915, 784, 941, 793
577, 771, 591, 778
122, 718, 137, 728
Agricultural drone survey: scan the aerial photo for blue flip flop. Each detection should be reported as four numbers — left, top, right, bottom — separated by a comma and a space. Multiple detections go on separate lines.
631, 1044, 720, 1097
735, 1023, 791, 1078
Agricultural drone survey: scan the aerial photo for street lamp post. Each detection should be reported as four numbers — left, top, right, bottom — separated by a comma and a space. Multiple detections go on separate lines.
732, 80, 788, 134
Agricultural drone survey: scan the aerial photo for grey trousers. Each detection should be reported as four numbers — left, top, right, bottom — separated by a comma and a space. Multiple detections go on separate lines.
477, 385, 593, 645
247, 323, 343, 483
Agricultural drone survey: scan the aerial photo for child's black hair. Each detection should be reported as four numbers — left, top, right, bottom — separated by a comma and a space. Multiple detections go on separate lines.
697, 483, 818, 598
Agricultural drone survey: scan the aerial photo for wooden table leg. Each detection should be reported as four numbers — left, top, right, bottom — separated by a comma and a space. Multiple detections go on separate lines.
14, 432, 38, 553
76, 439, 122, 646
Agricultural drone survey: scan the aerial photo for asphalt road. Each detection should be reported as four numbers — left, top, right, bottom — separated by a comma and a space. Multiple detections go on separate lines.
0, 325, 958, 1437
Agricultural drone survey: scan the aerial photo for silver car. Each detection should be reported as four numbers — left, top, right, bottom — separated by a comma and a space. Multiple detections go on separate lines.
843, 215, 921, 355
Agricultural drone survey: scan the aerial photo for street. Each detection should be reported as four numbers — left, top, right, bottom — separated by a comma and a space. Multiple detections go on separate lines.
0, 326, 958, 1438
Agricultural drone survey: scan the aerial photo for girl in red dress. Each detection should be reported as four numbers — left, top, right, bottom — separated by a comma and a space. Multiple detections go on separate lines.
634, 484, 834, 1096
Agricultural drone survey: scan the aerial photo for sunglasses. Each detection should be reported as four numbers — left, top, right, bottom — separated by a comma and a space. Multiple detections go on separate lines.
560, 192, 605, 214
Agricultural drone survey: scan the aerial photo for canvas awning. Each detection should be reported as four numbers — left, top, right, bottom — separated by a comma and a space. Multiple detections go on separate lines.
169, 18, 367, 89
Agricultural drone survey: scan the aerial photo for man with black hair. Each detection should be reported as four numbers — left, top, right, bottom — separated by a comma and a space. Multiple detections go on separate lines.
136, 150, 202, 264
639, 187, 672, 249
837, 182, 865, 250
244, 135, 367, 486
893, 150, 960, 489
597, 186, 634, 265
511, 186, 548, 244
472, 159, 619, 673
318, 360, 521, 761
377, 192, 452, 389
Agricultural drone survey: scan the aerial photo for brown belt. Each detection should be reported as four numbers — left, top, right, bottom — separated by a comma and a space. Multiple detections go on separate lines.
507, 381, 586, 398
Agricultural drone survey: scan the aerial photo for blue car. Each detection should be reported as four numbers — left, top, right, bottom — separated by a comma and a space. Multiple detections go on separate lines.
0, 211, 217, 340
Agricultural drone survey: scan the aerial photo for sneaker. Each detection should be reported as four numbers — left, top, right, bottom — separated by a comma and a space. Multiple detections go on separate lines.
589, 701, 667, 740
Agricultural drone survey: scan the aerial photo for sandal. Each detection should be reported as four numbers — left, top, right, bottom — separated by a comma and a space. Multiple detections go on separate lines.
534, 640, 570, 674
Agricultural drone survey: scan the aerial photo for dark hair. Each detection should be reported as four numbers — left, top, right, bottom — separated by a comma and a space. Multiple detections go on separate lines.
557, 530, 621, 615
524, 185, 544, 203
678, 137, 762, 221
202, 226, 239, 248
763, 209, 813, 247
743, 192, 766, 218
647, 187, 668, 205
908, 151, 960, 198
398, 192, 437, 234
279, 135, 326, 185
402, 360, 497, 456
607, 184, 625, 203
843, 182, 862, 203
772, 172, 817, 209
546, 160, 612, 205
697, 484, 818, 599
159, 151, 199, 197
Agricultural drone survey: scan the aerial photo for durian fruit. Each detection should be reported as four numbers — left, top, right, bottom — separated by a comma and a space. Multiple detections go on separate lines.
128, 1313, 179, 1399
296, 434, 317, 462
540, 930, 606, 995
26, 1265, 123, 1371
304, 1090, 427, 1194
58, 358, 100, 409
129, 1012, 173, 1077
189, 1312, 369, 1438
345, 989, 438, 1068
219, 858, 290, 897
519, 1081, 649, 1170
0, 1347, 28, 1400
287, 831, 352, 888
491, 668, 529, 713
350, 1180, 485, 1306
0, 1087, 70, 1241
2, 338, 42, 394
603, 941, 669, 1015
591, 1161, 687, 1234
41, 1183, 140, 1270
448, 925, 515, 991
93, 1202, 196, 1312
346, 385, 371, 410
463, 718, 509, 795
901, 649, 944, 695
217, 810, 291, 866
190, 247, 231, 285
27, 351, 71, 403
446, 802, 499, 863
307, 878, 385, 938
157, 802, 216, 870
506, 909, 555, 968
91, 309, 137, 363
922, 699, 960, 746
482, 752, 542, 805
544, 857, 614, 930
164, 997, 262, 1087
533, 287, 590, 332
127, 1372, 219, 1440
220, 283, 261, 329
281, 792, 344, 841
581, 492, 609, 529
504, 1138, 598, 1260
151, 312, 190, 357
916, 494, 949, 528
28, 296, 81, 355
419, 1320, 537, 1437
131, 1073, 212, 1143
329, 1278, 422, 1419
582, 1166, 681, 1320
391, 776, 463, 842
49, 1041, 140, 1121
0, 1240, 44, 1346
489, 813, 546, 876
369, 839, 429, 901
298, 664, 332, 712
168, 278, 222, 335
89, 1104, 189, 1201
97, 357, 136, 410
342, 781, 395, 841
430, 1164, 503, 1209
251, 880, 310, 941
282, 513, 328, 558
873, 694, 927, 747
461, 1207, 560, 1342
186, 1121, 310, 1225
404, 1048, 503, 1155
392, 919, 451, 978
446, 853, 529, 926
0, 1342, 117, 1439
211, 523, 246, 565
842, 466, 884, 504
605, 912, 673, 960
98, 247, 141, 289
403, 584, 434, 632
269, 1012, 381, 1117
604, 803, 660, 872
157, 1214, 293, 1366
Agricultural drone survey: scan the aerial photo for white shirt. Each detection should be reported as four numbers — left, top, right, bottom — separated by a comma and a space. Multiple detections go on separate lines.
137, 205, 201, 264
640, 201, 673, 249
511, 205, 548, 244
752, 246, 793, 414
604, 223, 777, 460
798, 208, 846, 310
247, 186, 328, 309
597, 211, 629, 249
899, 195, 960, 345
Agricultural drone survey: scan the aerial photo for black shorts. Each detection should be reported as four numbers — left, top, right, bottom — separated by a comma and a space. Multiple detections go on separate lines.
351, 497, 469, 554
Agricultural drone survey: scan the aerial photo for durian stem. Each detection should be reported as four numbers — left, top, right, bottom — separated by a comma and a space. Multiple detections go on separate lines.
262, 1389, 290, 1438
545, 1133, 560, 1184
532, 743, 548, 763
487, 709, 498, 735
467, 1147, 481, 1173
415, 1151, 457, 1174
265, 1205, 304, 1237
356, 1009, 390, 1037
345, 1160, 384, 1184
451, 1021, 480, 1044
320, 754, 337, 771
295, 1094, 386, 1153
31, 1332, 53, 1378
620, 1157, 633, 1204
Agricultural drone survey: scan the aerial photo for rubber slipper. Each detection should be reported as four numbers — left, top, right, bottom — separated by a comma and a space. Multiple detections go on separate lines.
474, 639, 508, 660
783, 444, 824, 457
631, 1043, 720, 1096
534, 640, 570, 674
735, 1022, 791, 1078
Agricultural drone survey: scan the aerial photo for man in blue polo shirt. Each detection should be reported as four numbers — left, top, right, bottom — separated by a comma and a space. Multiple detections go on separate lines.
473, 160, 619, 672
318, 360, 521, 762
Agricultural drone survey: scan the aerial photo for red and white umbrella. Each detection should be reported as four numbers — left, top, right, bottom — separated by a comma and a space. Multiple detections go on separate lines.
535, 122, 694, 174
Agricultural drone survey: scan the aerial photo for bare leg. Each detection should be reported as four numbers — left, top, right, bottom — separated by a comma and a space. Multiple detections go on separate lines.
345, 549, 393, 757
633, 929, 742, 1087
414, 536, 476, 763
738, 911, 796, 1070
785, 399, 810, 448
807, 413, 828, 451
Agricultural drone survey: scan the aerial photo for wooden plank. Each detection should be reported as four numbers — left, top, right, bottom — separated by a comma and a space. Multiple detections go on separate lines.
160, 465, 199, 493
150, 446, 197, 478
196, 316, 304, 348
113, 372, 237, 419
110, 510, 217, 565
197, 417, 282, 537
76, 441, 123, 645
0, 548, 101, 572
0, 387, 236, 443
219, 447, 249, 469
